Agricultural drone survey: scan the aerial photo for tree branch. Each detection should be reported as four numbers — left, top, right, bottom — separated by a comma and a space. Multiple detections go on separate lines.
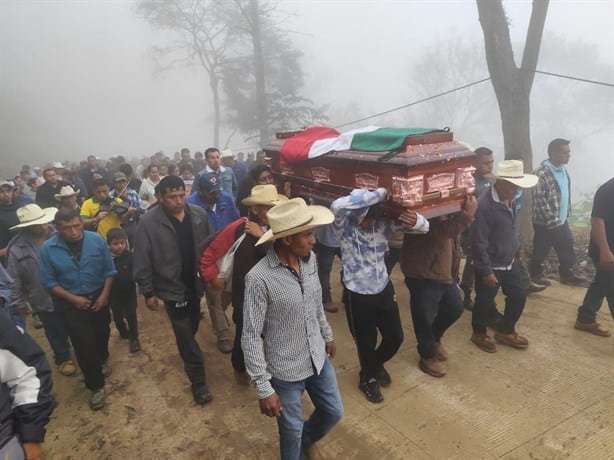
520, 0, 550, 89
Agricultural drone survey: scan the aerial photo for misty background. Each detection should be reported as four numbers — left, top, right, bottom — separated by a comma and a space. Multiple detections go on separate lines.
1, 0, 613, 198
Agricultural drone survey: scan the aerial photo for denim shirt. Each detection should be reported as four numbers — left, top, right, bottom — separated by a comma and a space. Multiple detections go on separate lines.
39, 231, 117, 296
199, 165, 238, 203
331, 188, 429, 295
186, 191, 240, 232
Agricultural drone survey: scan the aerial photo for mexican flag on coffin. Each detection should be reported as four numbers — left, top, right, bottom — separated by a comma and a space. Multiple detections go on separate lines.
279, 126, 445, 164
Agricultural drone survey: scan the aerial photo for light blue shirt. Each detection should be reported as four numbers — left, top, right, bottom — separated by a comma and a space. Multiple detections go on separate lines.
331, 188, 429, 295
545, 160, 569, 224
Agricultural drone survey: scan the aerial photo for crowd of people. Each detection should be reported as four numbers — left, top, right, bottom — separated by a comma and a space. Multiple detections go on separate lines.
0, 139, 612, 460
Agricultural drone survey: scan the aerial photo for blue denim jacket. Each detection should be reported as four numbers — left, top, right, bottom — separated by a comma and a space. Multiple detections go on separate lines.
198, 165, 238, 203
186, 191, 240, 232
39, 231, 117, 296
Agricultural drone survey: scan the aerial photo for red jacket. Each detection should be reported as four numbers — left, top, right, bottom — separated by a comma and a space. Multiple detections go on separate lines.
199, 217, 247, 282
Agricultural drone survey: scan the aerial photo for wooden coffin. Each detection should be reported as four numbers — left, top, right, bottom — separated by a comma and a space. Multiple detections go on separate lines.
263, 129, 476, 219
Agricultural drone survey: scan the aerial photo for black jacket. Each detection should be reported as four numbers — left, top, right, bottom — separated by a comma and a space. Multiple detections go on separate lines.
0, 202, 20, 251
470, 187, 521, 277
0, 305, 55, 446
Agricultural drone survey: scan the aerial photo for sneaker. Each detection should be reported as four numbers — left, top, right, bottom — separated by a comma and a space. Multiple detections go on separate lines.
359, 378, 384, 404
129, 338, 141, 353
419, 358, 446, 378
531, 275, 552, 286
433, 341, 448, 361
33, 315, 44, 329
574, 320, 611, 337
560, 272, 587, 286
323, 301, 338, 313
463, 297, 474, 311
101, 361, 112, 378
216, 336, 233, 354
527, 281, 548, 294
494, 331, 529, 349
192, 385, 213, 406
471, 333, 497, 353
57, 360, 76, 376
89, 388, 105, 410
376, 366, 391, 387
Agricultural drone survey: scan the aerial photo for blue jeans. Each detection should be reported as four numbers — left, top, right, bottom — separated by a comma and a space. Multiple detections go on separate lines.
38, 311, 72, 364
271, 358, 343, 460
313, 242, 341, 304
405, 278, 464, 358
577, 260, 614, 323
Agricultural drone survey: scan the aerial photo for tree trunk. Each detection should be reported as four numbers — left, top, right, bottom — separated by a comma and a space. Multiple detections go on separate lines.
249, 0, 268, 144
476, 0, 549, 245
210, 75, 221, 147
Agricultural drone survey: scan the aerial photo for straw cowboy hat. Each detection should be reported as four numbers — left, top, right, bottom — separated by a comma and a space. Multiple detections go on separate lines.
256, 198, 334, 246
220, 149, 234, 158
54, 185, 80, 200
241, 184, 288, 207
10, 204, 57, 230
495, 160, 538, 188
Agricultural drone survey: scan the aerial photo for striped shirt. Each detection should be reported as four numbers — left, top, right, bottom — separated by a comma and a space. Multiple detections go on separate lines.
242, 247, 334, 399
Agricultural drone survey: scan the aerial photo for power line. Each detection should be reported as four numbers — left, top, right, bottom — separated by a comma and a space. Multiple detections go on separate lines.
534, 69, 614, 88
334, 77, 492, 129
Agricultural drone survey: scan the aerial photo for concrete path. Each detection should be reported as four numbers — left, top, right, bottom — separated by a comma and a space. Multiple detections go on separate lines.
38, 262, 614, 459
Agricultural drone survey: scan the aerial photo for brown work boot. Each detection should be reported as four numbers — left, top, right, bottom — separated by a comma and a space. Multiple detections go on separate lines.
419, 357, 446, 378
58, 360, 77, 377
574, 320, 611, 337
471, 333, 497, 353
494, 331, 529, 349
304, 442, 324, 460
433, 341, 448, 361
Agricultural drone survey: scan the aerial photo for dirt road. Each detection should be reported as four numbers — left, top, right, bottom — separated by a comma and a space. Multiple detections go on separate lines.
36, 261, 613, 459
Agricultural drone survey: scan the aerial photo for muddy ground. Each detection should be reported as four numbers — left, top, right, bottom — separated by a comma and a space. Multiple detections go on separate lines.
33, 252, 613, 460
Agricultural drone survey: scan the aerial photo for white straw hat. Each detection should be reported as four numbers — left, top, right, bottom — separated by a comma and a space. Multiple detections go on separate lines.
54, 185, 80, 200
241, 184, 288, 207
10, 204, 57, 229
255, 198, 334, 246
220, 149, 234, 158
495, 160, 538, 188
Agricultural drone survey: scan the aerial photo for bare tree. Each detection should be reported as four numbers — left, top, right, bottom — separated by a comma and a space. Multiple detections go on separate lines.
476, 0, 549, 170
476, 0, 549, 241
137, 0, 239, 146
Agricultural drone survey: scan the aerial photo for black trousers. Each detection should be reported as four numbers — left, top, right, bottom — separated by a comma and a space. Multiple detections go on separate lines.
110, 290, 138, 340
472, 260, 528, 335
343, 282, 404, 380
63, 304, 111, 391
164, 299, 207, 388
231, 304, 245, 373
405, 278, 464, 359
529, 222, 577, 277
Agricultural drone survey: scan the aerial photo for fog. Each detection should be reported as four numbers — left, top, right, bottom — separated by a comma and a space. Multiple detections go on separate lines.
1, 0, 613, 196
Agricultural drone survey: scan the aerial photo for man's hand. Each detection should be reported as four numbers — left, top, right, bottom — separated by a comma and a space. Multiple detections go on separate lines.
92, 295, 108, 311
325, 340, 336, 359
97, 211, 109, 222
398, 210, 418, 228
0, 247, 6, 258
599, 250, 614, 271
259, 393, 283, 418
22, 442, 42, 460
145, 296, 160, 311
210, 278, 225, 291
245, 221, 265, 238
483, 273, 498, 288
464, 195, 478, 217
72, 295, 91, 310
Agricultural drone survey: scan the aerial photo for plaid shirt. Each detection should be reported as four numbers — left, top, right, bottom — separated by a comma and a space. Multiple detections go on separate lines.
532, 160, 571, 229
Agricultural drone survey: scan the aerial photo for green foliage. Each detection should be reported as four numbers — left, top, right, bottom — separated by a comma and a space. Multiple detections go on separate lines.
569, 190, 594, 229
